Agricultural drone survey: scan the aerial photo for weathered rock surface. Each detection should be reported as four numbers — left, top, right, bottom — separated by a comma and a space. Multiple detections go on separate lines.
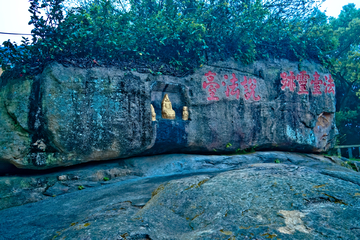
0, 152, 360, 239
0, 78, 32, 166
0, 59, 337, 169
1, 151, 356, 211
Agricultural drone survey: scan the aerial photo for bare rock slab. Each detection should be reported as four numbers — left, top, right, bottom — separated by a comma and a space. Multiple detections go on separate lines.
0, 158, 359, 240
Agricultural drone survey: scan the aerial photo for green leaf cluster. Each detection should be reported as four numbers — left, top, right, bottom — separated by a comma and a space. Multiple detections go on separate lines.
321, 4, 360, 145
0, 0, 329, 78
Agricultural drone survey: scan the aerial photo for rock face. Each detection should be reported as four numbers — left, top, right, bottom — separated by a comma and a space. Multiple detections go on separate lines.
0, 59, 337, 169
0, 152, 360, 239
0, 78, 32, 166
133, 166, 359, 240
0, 151, 356, 211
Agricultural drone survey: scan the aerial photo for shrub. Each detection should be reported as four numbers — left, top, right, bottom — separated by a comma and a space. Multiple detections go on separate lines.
0, 0, 332, 79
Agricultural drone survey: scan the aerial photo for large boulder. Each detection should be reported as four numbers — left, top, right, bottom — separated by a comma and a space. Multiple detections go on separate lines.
0, 59, 337, 169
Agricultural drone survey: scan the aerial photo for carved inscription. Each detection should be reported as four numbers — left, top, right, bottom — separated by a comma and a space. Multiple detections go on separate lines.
280, 71, 335, 95
203, 71, 220, 101
203, 71, 261, 101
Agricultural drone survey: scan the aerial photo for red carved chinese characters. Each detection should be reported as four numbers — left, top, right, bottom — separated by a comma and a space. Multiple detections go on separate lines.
296, 71, 310, 95
222, 73, 240, 99
203, 71, 263, 101
280, 71, 335, 96
241, 76, 261, 101
203, 71, 220, 101
280, 71, 296, 92
311, 72, 323, 95
203, 70, 335, 101
324, 75, 335, 94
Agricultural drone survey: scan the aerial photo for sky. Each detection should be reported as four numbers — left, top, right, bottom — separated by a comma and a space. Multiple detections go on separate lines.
320, 0, 360, 17
0, 0, 359, 45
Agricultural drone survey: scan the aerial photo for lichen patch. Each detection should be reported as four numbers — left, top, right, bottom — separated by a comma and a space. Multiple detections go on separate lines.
278, 210, 311, 234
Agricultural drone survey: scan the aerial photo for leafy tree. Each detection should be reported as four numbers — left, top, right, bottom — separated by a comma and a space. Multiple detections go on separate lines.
0, 0, 329, 78
320, 4, 360, 145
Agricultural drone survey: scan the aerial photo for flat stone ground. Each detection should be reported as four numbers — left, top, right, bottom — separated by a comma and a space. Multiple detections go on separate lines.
0, 152, 360, 240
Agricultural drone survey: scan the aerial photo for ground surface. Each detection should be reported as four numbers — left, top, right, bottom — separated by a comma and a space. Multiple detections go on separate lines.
0, 152, 360, 239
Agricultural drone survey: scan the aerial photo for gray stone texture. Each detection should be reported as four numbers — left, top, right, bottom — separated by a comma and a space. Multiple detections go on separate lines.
0, 78, 32, 166
0, 152, 359, 239
0, 59, 337, 169
0, 152, 356, 211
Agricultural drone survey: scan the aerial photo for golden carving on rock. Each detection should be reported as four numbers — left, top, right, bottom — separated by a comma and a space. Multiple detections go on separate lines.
151, 104, 156, 121
161, 94, 175, 120
182, 106, 189, 121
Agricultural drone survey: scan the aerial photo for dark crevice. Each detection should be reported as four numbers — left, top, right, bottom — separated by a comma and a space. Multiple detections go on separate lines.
304, 195, 347, 206
27, 77, 59, 166
286, 157, 295, 164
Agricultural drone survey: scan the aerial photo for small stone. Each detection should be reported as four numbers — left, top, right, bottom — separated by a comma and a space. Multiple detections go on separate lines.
58, 175, 67, 181
43, 182, 69, 196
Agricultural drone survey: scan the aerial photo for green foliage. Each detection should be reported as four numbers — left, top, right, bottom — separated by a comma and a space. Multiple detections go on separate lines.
78, 185, 84, 190
327, 6, 360, 94
0, 0, 329, 78
321, 4, 360, 145
336, 107, 360, 145
236, 147, 256, 154
274, 159, 280, 163
226, 143, 232, 148
103, 177, 109, 181
0, 0, 65, 78
341, 161, 358, 171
